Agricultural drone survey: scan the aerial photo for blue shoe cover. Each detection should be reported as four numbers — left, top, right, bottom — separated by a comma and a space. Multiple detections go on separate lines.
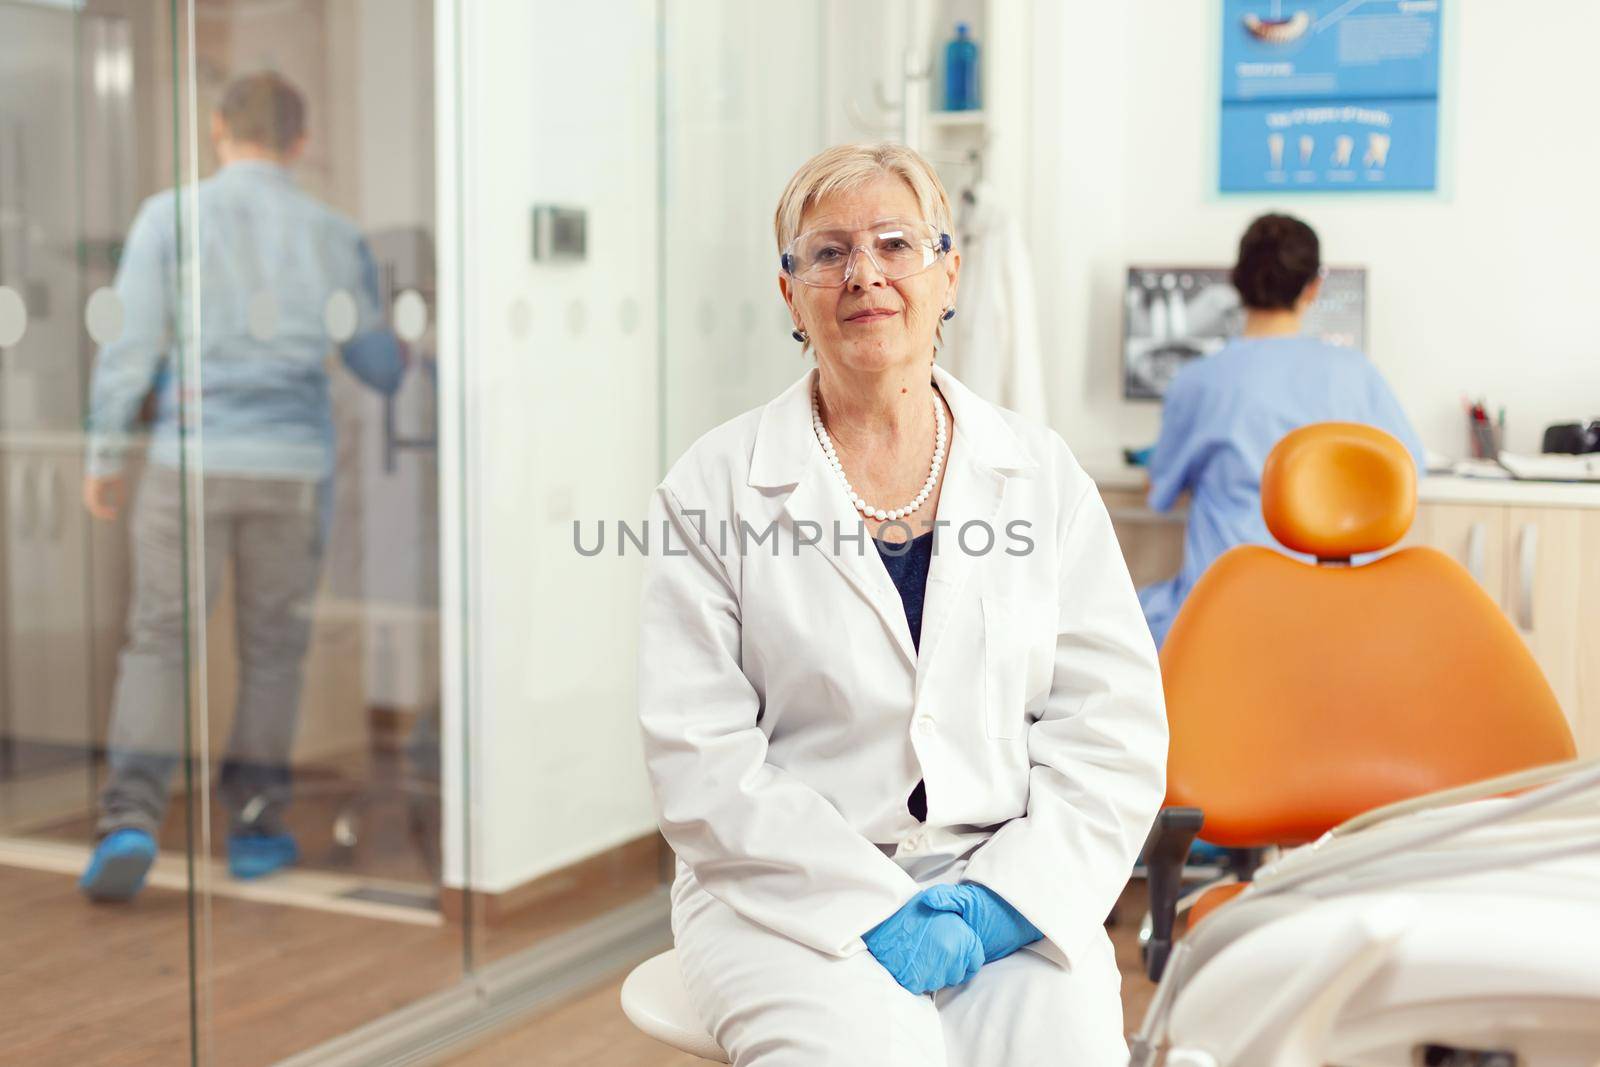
80, 828, 158, 902
228, 832, 299, 880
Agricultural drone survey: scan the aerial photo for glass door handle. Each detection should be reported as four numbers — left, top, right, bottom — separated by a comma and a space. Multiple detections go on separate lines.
383, 385, 437, 474
10, 459, 35, 539
40, 461, 62, 539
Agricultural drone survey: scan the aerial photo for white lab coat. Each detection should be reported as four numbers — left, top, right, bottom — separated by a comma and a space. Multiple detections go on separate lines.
636, 362, 1166, 1061
941, 182, 1049, 423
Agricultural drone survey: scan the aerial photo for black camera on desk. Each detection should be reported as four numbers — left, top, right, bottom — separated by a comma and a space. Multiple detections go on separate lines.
1542, 420, 1600, 454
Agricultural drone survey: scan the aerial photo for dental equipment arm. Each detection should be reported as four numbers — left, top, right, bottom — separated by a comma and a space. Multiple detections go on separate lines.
1250, 759, 1600, 900
1330, 757, 1594, 838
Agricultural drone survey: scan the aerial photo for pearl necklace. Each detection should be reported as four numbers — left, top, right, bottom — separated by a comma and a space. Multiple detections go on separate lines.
811, 381, 947, 522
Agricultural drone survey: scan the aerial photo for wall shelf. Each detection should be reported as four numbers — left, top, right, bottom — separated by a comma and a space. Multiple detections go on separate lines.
927, 108, 985, 129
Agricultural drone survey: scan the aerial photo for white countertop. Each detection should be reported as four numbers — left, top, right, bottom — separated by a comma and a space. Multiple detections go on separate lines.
1415, 474, 1600, 509
0, 430, 92, 454
1084, 461, 1600, 510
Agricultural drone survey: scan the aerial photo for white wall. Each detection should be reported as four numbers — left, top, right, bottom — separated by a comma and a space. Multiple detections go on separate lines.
661, 3, 827, 460
447, 0, 661, 892
1032, 1, 1600, 463
440, 0, 1600, 892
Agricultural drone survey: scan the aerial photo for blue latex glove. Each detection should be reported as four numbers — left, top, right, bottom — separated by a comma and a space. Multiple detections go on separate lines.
862, 887, 985, 994
922, 881, 1044, 964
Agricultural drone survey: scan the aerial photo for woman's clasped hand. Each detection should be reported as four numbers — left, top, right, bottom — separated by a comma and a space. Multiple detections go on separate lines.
862, 882, 1045, 994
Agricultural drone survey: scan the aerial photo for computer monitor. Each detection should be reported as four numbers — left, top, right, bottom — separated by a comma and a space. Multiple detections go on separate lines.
1122, 265, 1367, 400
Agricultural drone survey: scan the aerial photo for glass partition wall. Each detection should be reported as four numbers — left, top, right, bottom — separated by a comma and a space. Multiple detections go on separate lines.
0, 2, 205, 1062
0, 1, 469, 1063
0, 0, 885, 1062
178, 1, 460, 1062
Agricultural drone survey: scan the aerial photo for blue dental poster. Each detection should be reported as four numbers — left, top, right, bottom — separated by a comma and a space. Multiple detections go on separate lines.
1220, 1, 1442, 192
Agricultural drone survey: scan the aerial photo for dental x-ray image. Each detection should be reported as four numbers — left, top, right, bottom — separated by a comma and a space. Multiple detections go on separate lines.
1122, 265, 1367, 400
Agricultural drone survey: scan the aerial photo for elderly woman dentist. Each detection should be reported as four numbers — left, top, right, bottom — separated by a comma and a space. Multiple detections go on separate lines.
637, 143, 1167, 1065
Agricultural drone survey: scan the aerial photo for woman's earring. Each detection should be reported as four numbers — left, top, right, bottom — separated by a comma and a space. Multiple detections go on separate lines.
941, 307, 956, 321
792, 327, 808, 343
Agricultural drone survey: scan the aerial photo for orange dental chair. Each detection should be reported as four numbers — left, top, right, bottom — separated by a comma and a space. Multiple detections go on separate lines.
1141, 422, 1576, 980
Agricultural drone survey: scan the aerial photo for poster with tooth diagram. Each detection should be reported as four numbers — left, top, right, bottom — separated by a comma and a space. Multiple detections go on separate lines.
1219, 0, 1442, 192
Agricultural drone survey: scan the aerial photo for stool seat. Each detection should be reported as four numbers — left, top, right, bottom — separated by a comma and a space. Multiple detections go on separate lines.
620, 949, 727, 1062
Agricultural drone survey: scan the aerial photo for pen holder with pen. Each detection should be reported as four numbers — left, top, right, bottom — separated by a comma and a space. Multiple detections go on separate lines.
1466, 401, 1503, 459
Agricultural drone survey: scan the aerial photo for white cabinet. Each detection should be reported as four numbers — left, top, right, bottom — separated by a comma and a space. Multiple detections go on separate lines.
1412, 500, 1595, 754
1413, 502, 1507, 608
1100, 486, 1185, 589
1, 445, 94, 748
1577, 512, 1600, 758
1411, 500, 1593, 757
1501, 507, 1586, 745
1, 440, 373, 774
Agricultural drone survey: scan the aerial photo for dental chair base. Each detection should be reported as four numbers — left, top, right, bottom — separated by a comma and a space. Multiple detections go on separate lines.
1161, 889, 1600, 1067
1134, 763, 1600, 1067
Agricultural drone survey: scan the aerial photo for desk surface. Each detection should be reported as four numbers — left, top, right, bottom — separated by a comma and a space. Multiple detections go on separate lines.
1083, 461, 1600, 510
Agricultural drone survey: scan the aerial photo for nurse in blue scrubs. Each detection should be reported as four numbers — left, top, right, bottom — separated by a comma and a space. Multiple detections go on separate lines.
1139, 213, 1425, 647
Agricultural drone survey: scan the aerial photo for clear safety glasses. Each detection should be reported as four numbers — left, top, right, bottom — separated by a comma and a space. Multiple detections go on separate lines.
780, 217, 953, 288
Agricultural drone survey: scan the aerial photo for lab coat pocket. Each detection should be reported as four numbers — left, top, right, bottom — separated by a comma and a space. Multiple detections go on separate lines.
981, 595, 1059, 740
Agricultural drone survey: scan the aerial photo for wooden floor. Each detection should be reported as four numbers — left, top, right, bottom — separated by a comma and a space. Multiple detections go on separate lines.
30, 745, 440, 886
0, 860, 661, 1066
0, 726, 674, 1066
0, 788, 1159, 1067
0, 863, 453, 1066
441, 884, 1161, 1066
442, 971, 713, 1067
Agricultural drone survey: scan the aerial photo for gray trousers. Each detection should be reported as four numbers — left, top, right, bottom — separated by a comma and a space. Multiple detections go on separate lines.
98, 465, 324, 838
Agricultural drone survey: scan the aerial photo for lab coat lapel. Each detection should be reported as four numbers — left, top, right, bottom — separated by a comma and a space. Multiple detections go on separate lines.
915, 364, 1044, 700
916, 375, 1006, 697
749, 368, 918, 669
782, 455, 919, 668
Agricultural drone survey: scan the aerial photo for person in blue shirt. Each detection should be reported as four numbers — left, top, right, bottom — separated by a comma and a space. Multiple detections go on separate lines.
78, 72, 405, 901
1138, 213, 1425, 649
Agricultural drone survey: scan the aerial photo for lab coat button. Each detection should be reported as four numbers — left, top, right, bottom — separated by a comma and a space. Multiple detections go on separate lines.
904, 832, 925, 852
915, 716, 936, 735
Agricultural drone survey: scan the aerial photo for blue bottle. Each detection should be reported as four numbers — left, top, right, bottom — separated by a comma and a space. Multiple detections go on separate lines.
943, 23, 979, 111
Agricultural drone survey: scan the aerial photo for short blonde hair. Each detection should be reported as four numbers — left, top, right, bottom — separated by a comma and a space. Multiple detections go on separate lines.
773, 142, 955, 252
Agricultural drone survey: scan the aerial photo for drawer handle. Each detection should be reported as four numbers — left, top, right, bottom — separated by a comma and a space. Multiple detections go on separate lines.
1464, 521, 1485, 584
11, 461, 35, 538
1516, 523, 1538, 632
41, 465, 63, 539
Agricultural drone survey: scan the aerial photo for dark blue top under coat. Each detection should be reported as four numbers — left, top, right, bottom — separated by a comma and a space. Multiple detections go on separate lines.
874, 528, 935, 822
873, 529, 935, 652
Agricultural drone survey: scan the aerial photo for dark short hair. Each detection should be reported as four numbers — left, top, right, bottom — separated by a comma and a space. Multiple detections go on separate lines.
1230, 213, 1321, 311
217, 72, 306, 153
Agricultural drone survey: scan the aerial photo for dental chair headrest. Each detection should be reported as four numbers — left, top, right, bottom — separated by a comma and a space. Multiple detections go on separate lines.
1261, 422, 1416, 561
